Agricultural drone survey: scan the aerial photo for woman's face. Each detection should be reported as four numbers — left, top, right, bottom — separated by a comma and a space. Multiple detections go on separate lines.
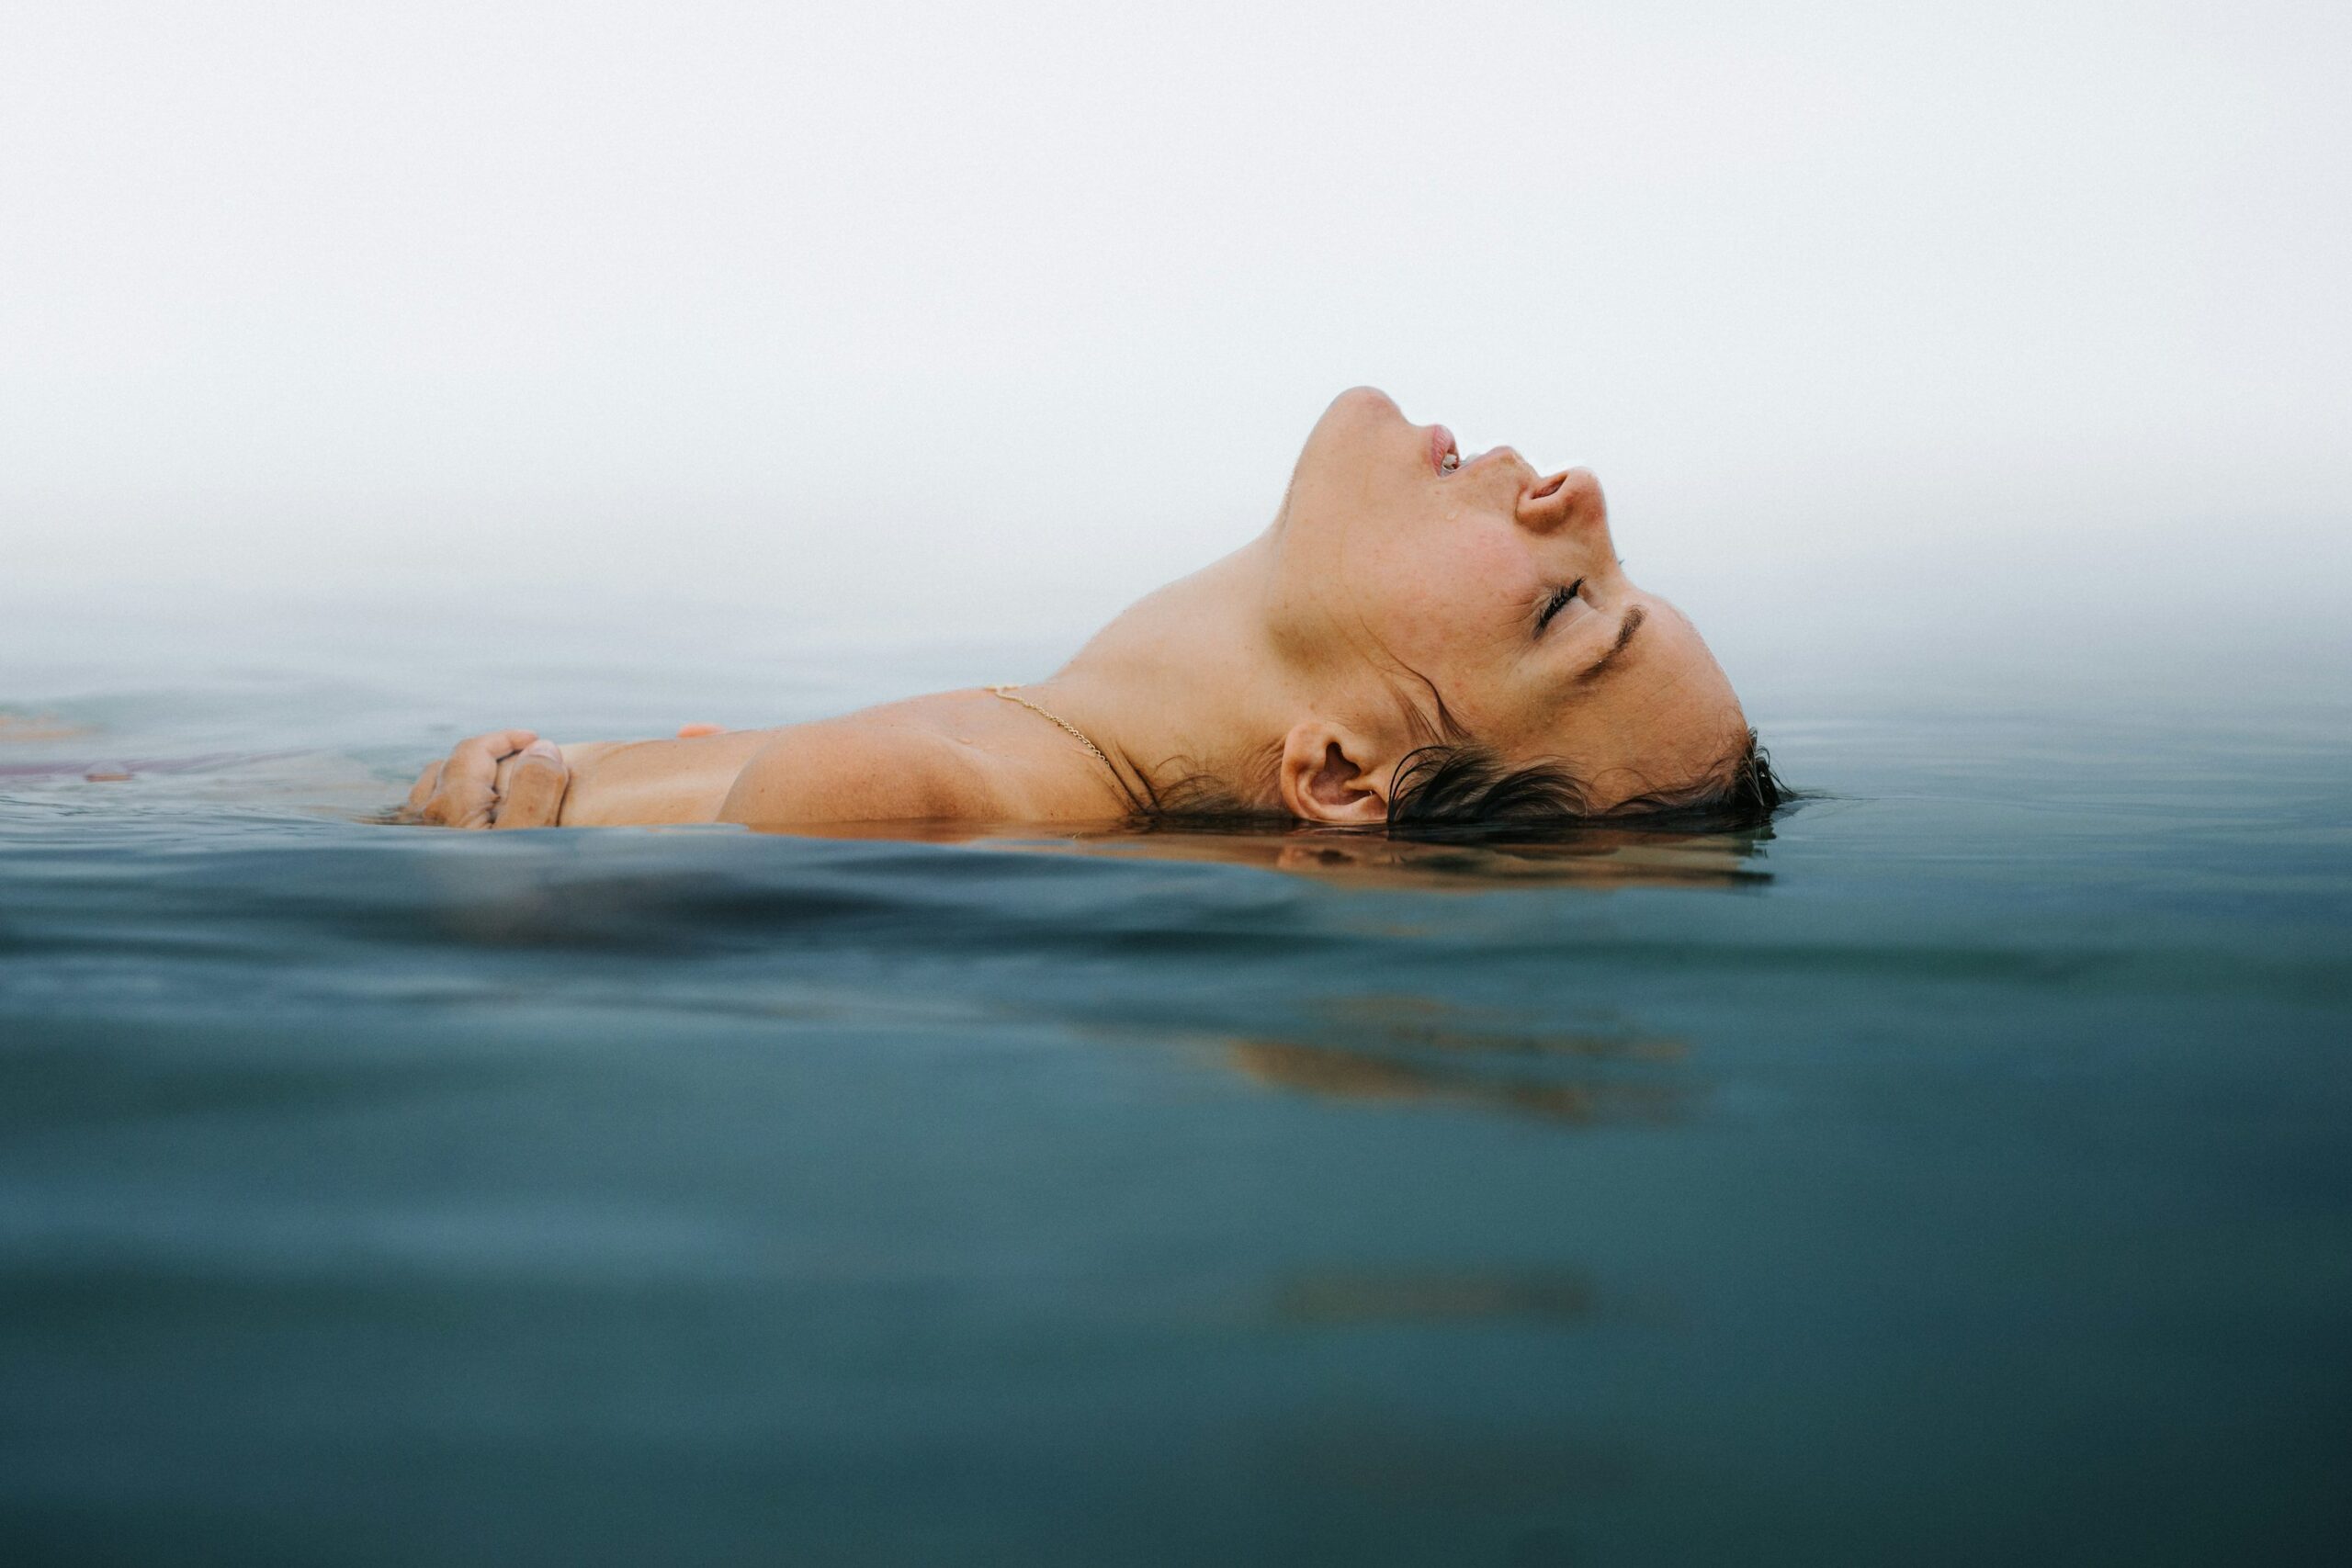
1268, 387, 1750, 811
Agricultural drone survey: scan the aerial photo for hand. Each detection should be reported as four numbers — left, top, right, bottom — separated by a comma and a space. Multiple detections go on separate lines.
402, 729, 571, 829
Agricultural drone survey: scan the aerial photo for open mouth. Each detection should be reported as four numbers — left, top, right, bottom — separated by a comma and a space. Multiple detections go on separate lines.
1430, 425, 1460, 474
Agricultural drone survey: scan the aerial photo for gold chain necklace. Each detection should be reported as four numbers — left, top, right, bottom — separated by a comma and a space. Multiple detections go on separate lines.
985, 684, 1119, 782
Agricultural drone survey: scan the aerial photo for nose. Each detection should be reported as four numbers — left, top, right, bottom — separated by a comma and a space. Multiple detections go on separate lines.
1516, 467, 1607, 536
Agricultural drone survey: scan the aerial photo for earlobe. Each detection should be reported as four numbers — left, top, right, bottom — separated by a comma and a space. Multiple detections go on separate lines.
1277, 722, 1389, 825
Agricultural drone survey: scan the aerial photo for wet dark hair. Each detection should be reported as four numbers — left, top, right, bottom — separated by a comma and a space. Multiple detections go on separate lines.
1136, 729, 1786, 836
1383, 728, 1785, 838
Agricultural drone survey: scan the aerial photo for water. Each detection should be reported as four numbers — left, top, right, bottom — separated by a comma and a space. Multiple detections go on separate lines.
3, 604, 2348, 1566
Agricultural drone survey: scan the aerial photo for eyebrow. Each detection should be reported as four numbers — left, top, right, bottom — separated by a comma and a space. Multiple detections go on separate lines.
1577, 605, 1646, 683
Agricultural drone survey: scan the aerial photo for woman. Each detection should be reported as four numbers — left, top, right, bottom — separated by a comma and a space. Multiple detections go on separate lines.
402, 388, 1782, 834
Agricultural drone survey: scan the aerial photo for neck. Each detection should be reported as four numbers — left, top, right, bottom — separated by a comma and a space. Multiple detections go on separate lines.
1023, 530, 1295, 816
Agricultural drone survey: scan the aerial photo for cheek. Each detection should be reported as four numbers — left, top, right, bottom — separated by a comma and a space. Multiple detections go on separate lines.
1349, 529, 1532, 660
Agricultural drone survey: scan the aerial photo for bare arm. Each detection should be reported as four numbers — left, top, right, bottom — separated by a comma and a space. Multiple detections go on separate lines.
401, 726, 775, 829
717, 721, 1007, 828
402, 716, 1008, 830
555, 729, 785, 826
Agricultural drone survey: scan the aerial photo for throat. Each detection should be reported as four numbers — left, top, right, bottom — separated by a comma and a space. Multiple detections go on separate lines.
1028, 537, 1289, 818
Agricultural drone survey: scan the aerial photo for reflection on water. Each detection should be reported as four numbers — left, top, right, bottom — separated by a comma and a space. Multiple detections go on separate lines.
792, 817, 1779, 893
0, 712, 97, 744
1069, 821, 1778, 893
1227, 1037, 1688, 1124
1317, 995, 1688, 1060
3, 658, 2350, 1566
1224, 987, 1690, 1124
1227, 1020, 1690, 1127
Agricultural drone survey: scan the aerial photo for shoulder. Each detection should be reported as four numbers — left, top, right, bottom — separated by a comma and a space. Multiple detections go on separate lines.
716, 712, 1016, 828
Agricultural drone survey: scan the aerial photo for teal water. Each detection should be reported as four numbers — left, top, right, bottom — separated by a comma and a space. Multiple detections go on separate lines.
2, 619, 2348, 1566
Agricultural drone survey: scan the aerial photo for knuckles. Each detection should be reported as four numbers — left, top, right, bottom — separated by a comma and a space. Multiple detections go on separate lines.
403, 729, 560, 830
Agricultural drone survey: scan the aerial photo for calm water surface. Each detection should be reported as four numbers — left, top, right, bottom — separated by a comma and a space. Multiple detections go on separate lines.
2, 615, 2347, 1566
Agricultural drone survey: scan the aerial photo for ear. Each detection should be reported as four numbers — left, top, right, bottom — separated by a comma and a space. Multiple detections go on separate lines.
1277, 721, 1390, 825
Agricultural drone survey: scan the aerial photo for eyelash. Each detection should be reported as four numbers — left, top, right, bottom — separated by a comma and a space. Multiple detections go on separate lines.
1538, 579, 1584, 631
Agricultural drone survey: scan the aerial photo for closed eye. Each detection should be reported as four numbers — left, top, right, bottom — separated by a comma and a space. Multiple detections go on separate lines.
1537, 578, 1585, 632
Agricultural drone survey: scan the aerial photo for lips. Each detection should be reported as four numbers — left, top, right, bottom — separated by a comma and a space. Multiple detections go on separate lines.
1429, 424, 1458, 472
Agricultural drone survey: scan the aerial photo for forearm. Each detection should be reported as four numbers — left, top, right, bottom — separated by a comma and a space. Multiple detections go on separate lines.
556, 729, 786, 826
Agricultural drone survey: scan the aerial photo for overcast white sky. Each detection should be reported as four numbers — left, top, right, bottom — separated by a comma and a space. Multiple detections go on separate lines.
3, 0, 2346, 697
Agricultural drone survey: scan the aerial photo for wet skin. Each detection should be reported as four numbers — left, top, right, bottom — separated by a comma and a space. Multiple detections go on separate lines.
1265, 387, 1750, 811
402, 388, 1757, 829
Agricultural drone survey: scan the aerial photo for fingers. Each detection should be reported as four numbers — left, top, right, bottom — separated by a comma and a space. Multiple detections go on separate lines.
406, 760, 445, 813
402, 729, 575, 830
490, 740, 570, 829
418, 728, 537, 829
490, 749, 523, 811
